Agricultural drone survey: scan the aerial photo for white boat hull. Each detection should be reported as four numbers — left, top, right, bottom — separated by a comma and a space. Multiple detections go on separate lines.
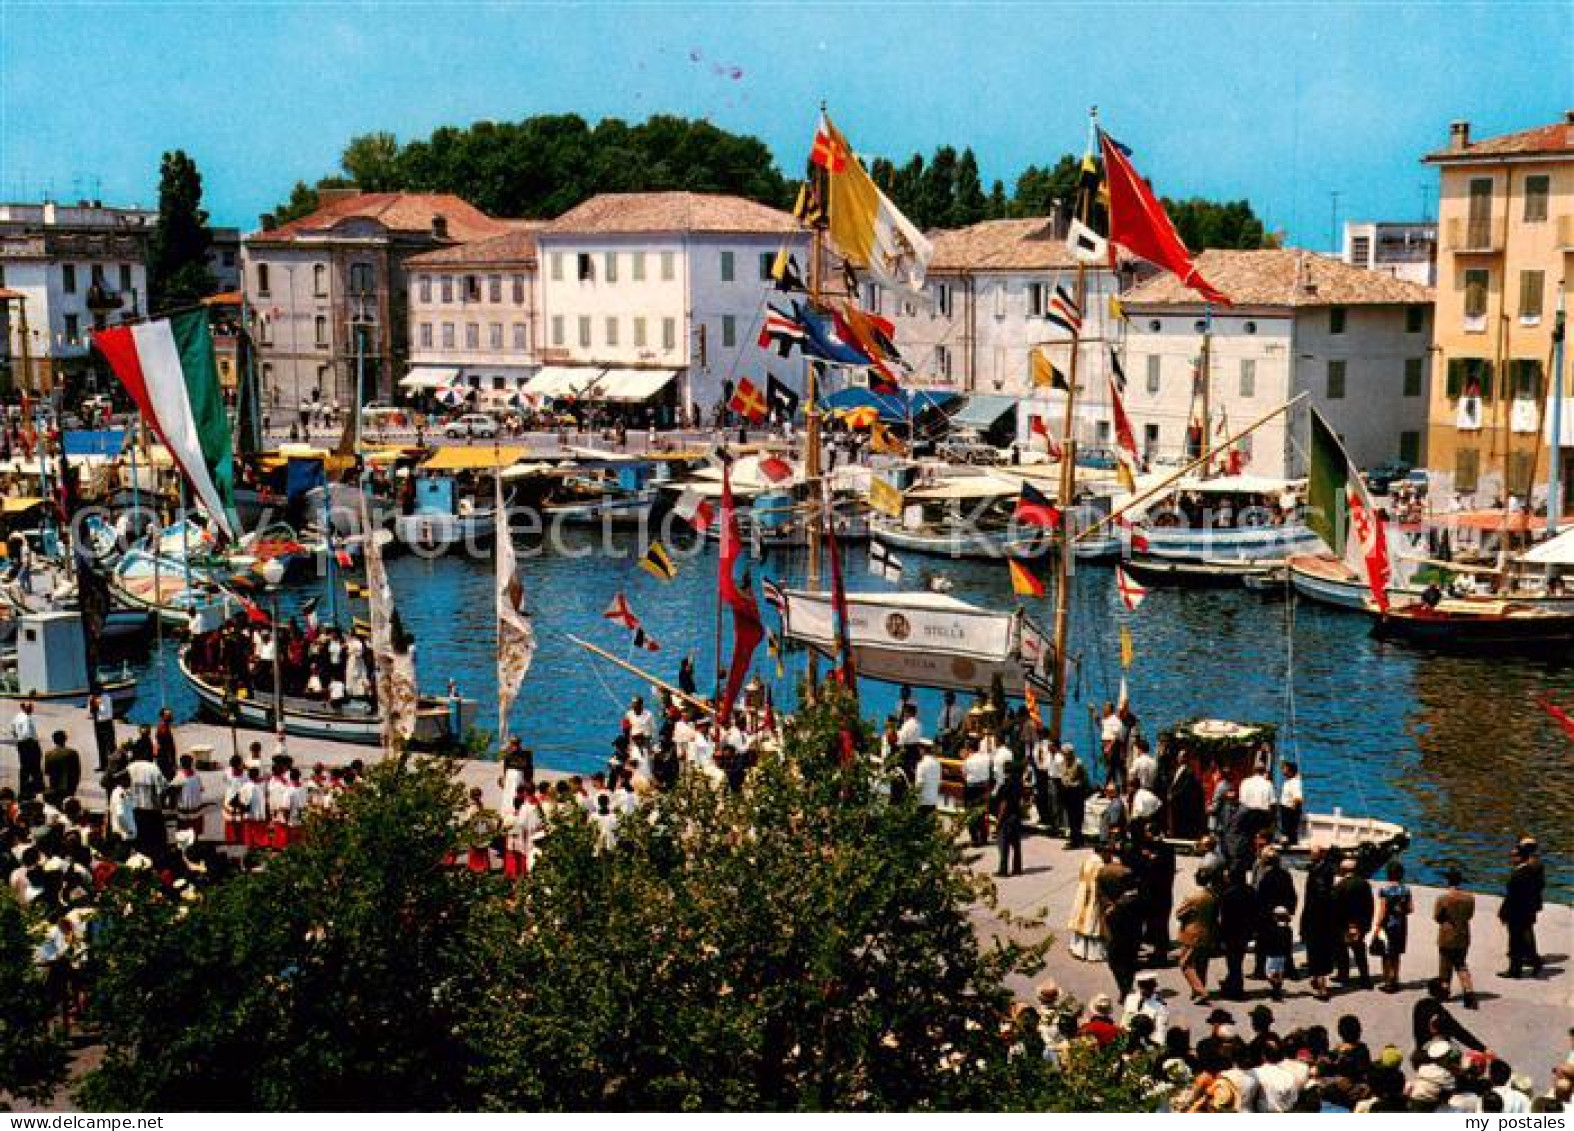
870, 520, 1053, 560
1140, 521, 1321, 562
394, 510, 499, 551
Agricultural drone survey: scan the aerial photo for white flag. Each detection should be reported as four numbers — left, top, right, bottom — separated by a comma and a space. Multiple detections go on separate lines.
495, 478, 535, 747
868, 539, 904, 581
1066, 218, 1108, 265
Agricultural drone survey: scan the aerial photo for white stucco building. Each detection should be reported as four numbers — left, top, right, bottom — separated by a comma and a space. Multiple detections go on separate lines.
1341, 220, 1438, 287
531, 192, 807, 422
1122, 249, 1435, 476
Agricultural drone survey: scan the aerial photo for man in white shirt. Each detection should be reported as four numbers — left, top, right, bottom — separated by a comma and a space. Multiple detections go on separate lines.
896, 704, 923, 767
990, 737, 1014, 785
126, 749, 169, 853
1277, 761, 1304, 844
1099, 703, 1126, 789
962, 741, 994, 847
1128, 741, 1158, 792
1240, 765, 1276, 812
913, 749, 943, 811
1252, 1039, 1301, 1112
11, 701, 42, 800
1120, 975, 1169, 1035
623, 696, 655, 744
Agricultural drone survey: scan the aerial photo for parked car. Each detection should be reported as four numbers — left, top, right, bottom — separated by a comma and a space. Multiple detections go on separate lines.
443, 412, 499, 439
1365, 460, 1412, 495
1075, 446, 1119, 471
936, 439, 1004, 466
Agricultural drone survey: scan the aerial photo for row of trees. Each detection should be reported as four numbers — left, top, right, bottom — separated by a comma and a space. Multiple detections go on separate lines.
3, 691, 1154, 1111
272, 114, 1274, 250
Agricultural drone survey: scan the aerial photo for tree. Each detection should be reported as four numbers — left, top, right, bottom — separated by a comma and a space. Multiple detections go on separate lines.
1162, 197, 1268, 250
986, 179, 1009, 221
340, 132, 402, 191
0, 898, 69, 1109
1010, 155, 1082, 219
953, 149, 988, 228
148, 150, 216, 310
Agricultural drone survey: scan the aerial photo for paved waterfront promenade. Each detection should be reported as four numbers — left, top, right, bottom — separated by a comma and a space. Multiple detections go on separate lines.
3, 699, 1569, 1082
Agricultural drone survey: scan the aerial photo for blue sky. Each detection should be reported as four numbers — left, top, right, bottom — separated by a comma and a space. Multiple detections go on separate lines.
2, 2, 1567, 248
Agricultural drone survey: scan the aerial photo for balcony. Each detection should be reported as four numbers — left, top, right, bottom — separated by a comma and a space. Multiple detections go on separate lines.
1445, 217, 1501, 254
85, 282, 124, 312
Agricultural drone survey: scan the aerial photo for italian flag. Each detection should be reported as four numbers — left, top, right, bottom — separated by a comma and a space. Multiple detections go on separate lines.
94, 310, 236, 537
1307, 409, 1391, 611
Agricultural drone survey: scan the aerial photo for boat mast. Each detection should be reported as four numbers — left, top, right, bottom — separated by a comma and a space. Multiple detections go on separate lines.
1550, 288, 1567, 536
803, 119, 827, 689
1198, 312, 1213, 470
1048, 108, 1096, 746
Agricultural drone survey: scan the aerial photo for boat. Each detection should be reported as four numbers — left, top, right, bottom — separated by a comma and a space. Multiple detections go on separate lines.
393, 475, 504, 552
0, 655, 139, 712
1288, 553, 1419, 610
110, 549, 240, 631
1369, 597, 1574, 653
178, 650, 478, 747
1132, 474, 1322, 563
780, 588, 1053, 697
1121, 554, 1283, 589
868, 472, 1055, 560
0, 610, 139, 713
542, 456, 663, 527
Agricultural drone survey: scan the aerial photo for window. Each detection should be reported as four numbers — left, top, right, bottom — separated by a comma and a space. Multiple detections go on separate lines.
1243, 321, 1258, 335
512, 275, 526, 304
259, 317, 273, 346
1145, 355, 1161, 394
719, 251, 735, 282
489, 323, 503, 349
512, 322, 527, 350
419, 322, 433, 348
1238, 358, 1256, 398
604, 254, 618, 283
1405, 305, 1424, 334
935, 344, 952, 380
1463, 269, 1490, 321
1446, 357, 1494, 400
632, 252, 646, 282
1143, 423, 1160, 453
419, 275, 432, 303
442, 323, 456, 349
64, 314, 79, 343
349, 263, 374, 295
865, 282, 881, 315
314, 264, 328, 296
489, 275, 502, 303
605, 317, 619, 347
1510, 359, 1544, 400
1329, 306, 1347, 334
465, 323, 480, 349
119, 264, 133, 291
1524, 174, 1550, 223
1466, 177, 1494, 247
1350, 235, 1371, 266
661, 318, 676, 351
1454, 447, 1479, 492
759, 252, 774, 281
550, 315, 564, 347
1519, 270, 1545, 322
934, 282, 952, 317
262, 362, 273, 389
722, 315, 736, 348
464, 275, 481, 302
993, 285, 1006, 318
314, 315, 329, 347
633, 317, 647, 348
317, 364, 331, 389
440, 276, 454, 303
1399, 431, 1421, 467
577, 254, 594, 282
493, 376, 507, 391
660, 252, 675, 281
550, 253, 564, 282
62, 264, 77, 293
1508, 451, 1535, 496
1326, 359, 1347, 399
1403, 358, 1424, 397
91, 263, 106, 287
578, 316, 591, 348
255, 264, 270, 296
1027, 283, 1046, 317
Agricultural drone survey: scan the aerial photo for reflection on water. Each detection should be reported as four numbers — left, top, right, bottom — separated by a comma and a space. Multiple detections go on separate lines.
126, 533, 1573, 899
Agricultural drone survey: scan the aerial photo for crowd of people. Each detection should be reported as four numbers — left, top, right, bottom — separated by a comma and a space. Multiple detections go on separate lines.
185, 612, 373, 709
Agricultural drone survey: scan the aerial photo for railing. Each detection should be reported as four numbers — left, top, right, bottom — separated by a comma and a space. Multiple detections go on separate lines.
1446, 216, 1500, 252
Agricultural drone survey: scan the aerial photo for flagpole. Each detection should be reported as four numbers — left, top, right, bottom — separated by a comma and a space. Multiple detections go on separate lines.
569, 635, 717, 717
495, 472, 507, 750
1198, 306, 1213, 472
803, 119, 827, 690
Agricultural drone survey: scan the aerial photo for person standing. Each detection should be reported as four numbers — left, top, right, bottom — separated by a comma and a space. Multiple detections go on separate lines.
994, 760, 1025, 877
10, 701, 42, 801
1216, 866, 1258, 1000
962, 740, 993, 848
1097, 846, 1141, 998
1433, 866, 1477, 1008
1137, 822, 1177, 965
1277, 761, 1304, 844
1175, 869, 1220, 1005
173, 754, 205, 837
1332, 857, 1375, 989
1371, 860, 1413, 993
1067, 848, 1109, 963
896, 703, 924, 784
1059, 744, 1090, 848
1499, 839, 1545, 979
1099, 702, 1126, 789
87, 693, 116, 773
1252, 846, 1297, 978
126, 744, 170, 855
1031, 736, 1060, 833
154, 707, 178, 780
1301, 845, 1339, 1001
913, 747, 942, 812
42, 729, 81, 803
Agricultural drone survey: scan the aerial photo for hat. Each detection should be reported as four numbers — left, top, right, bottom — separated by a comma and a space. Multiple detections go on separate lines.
1206, 1008, 1234, 1025
1090, 993, 1114, 1016
1378, 1045, 1404, 1070
1035, 979, 1061, 1004
1273, 905, 1292, 920
1338, 857, 1358, 872
1425, 1039, 1453, 1062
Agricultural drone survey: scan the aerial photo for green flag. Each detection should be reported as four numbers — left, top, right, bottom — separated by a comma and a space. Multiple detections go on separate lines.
1306, 409, 1350, 558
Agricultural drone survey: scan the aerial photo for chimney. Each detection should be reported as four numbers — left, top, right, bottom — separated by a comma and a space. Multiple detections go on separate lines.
1449, 120, 1471, 150
259, 213, 277, 232
431, 214, 449, 241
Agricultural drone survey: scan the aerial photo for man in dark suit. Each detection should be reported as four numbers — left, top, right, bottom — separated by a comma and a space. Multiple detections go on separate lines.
1499, 839, 1545, 978
1332, 856, 1375, 988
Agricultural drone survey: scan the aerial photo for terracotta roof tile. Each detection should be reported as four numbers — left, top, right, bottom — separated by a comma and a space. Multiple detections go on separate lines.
925, 218, 1078, 272
405, 224, 543, 267
1122, 249, 1433, 309
253, 193, 509, 243
1424, 119, 1574, 163
541, 192, 797, 236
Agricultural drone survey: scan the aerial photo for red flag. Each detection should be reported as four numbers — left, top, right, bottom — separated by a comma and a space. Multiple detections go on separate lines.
729, 377, 768, 424
1013, 481, 1062, 529
1537, 697, 1574, 741
758, 455, 794, 484
1100, 130, 1230, 307
717, 465, 764, 723
241, 597, 271, 625
602, 592, 641, 631
1345, 483, 1392, 614
810, 114, 850, 173
1114, 565, 1148, 612
824, 493, 858, 696
1115, 513, 1150, 553
1008, 559, 1046, 598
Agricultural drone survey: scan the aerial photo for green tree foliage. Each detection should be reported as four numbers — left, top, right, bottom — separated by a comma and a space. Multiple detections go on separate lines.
1162, 197, 1268, 251
340, 132, 402, 192
1011, 155, 1082, 219
148, 150, 216, 310
0, 899, 69, 1109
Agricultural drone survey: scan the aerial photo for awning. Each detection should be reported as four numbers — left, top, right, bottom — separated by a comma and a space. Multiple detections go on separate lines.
62, 429, 126, 457
905, 474, 1023, 501
595, 368, 679, 403
949, 394, 1019, 430
523, 366, 607, 400
420, 445, 535, 473
400, 366, 460, 390
821, 386, 959, 424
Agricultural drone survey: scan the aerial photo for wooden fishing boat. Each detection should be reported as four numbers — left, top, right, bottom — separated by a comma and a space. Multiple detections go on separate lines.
1288, 553, 1418, 610
1121, 553, 1281, 589
178, 651, 478, 746
0, 656, 139, 712
110, 549, 240, 631
1133, 474, 1322, 563
1369, 597, 1574, 652
868, 472, 1055, 560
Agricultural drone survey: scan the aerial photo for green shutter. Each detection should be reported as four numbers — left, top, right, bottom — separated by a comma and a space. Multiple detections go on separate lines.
1446, 359, 1463, 398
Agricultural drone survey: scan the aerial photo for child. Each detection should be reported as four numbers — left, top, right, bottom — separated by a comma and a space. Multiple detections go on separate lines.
1262, 905, 1295, 1001
222, 754, 248, 845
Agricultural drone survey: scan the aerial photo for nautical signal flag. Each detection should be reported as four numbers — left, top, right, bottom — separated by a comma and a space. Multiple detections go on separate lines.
810, 117, 851, 173
632, 626, 661, 653
729, 377, 768, 423
674, 487, 715, 531
1110, 349, 1129, 393
765, 373, 801, 419
1008, 558, 1046, 598
603, 591, 642, 631
1014, 481, 1062, 530
1024, 683, 1042, 724
761, 576, 788, 617
1029, 416, 1063, 461
868, 539, 903, 581
870, 421, 905, 456
868, 474, 904, 518
1115, 513, 1150, 553
758, 455, 794, 484
638, 542, 678, 582
1108, 294, 1129, 323
1031, 348, 1069, 392
1046, 284, 1082, 336
767, 630, 786, 678
1120, 626, 1134, 670
1066, 218, 1108, 265
1115, 565, 1148, 612
770, 249, 806, 292
759, 305, 807, 358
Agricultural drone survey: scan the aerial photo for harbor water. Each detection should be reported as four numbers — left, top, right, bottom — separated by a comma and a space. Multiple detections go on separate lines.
122, 529, 1574, 899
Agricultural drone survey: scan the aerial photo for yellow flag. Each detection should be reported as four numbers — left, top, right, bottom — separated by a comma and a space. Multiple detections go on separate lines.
868, 475, 904, 518
1120, 625, 1134, 670
1108, 294, 1128, 323
817, 114, 932, 298
637, 542, 678, 582
1031, 348, 1068, 391
871, 421, 905, 456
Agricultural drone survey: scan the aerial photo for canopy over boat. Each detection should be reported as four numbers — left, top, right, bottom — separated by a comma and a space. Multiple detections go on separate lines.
420, 445, 535, 473
1517, 526, 1574, 565
903, 473, 1024, 502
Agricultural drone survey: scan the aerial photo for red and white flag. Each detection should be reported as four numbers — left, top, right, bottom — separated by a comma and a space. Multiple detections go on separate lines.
757, 455, 794, 484
602, 592, 641, 631
673, 488, 715, 531
1115, 564, 1148, 612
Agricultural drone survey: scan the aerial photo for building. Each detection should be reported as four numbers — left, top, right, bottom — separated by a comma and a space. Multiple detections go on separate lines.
207, 226, 242, 293
1121, 249, 1434, 477
0, 201, 154, 395
1422, 114, 1574, 506
532, 192, 805, 421
242, 191, 511, 412
885, 217, 1125, 443
402, 226, 542, 408
1341, 221, 1438, 286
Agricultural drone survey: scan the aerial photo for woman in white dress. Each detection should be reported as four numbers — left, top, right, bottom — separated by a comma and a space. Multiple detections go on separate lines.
344, 636, 370, 700
1067, 850, 1108, 962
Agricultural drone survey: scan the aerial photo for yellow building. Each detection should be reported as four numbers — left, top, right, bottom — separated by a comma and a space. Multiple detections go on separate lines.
1424, 114, 1573, 507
